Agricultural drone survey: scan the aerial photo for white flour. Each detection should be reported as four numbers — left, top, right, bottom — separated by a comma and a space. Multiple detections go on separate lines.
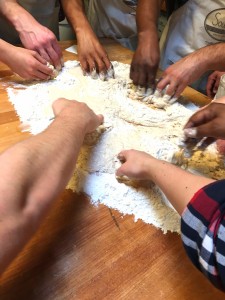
6, 60, 212, 234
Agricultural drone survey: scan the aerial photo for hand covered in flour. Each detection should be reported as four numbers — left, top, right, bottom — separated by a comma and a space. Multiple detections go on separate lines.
206, 71, 225, 99
116, 149, 155, 180
130, 35, 159, 88
184, 101, 225, 140
19, 20, 63, 71
52, 98, 104, 134
157, 54, 207, 99
76, 29, 113, 79
5, 46, 54, 80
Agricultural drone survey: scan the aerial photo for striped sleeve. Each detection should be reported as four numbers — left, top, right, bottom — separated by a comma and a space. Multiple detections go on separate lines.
181, 179, 225, 291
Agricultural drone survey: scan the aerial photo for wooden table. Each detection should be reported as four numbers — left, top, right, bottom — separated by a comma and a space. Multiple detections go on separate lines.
0, 40, 224, 300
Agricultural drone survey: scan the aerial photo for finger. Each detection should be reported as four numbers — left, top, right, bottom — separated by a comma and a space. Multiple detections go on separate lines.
117, 153, 126, 163
94, 56, 107, 74
165, 82, 178, 97
117, 150, 130, 162
87, 58, 96, 76
130, 68, 139, 86
156, 76, 170, 91
107, 64, 115, 79
116, 163, 129, 177
31, 69, 51, 80
214, 77, 221, 92
38, 48, 51, 63
34, 52, 47, 65
198, 137, 216, 150
136, 71, 148, 88
216, 139, 225, 155
102, 54, 111, 70
80, 59, 90, 75
46, 45, 61, 70
184, 108, 215, 129
184, 121, 217, 139
37, 62, 54, 76
206, 77, 216, 98
97, 114, 104, 125
172, 84, 185, 99
52, 40, 62, 59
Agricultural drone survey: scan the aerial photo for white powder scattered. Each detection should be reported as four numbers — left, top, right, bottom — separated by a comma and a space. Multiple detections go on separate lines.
6, 60, 219, 234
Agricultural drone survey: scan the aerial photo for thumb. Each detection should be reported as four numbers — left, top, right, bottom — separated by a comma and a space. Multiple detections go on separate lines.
97, 114, 104, 125
184, 121, 218, 139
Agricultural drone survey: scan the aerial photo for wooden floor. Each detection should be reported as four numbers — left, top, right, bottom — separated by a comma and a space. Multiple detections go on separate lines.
0, 40, 224, 300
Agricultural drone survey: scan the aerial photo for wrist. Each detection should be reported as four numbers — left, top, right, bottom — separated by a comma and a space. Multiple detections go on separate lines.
138, 29, 159, 46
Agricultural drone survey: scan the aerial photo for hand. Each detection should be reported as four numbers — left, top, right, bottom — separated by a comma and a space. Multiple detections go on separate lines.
184, 101, 225, 140
116, 149, 154, 180
77, 29, 111, 77
130, 35, 160, 87
19, 22, 63, 70
157, 54, 204, 99
6, 46, 53, 80
206, 71, 225, 99
52, 98, 104, 134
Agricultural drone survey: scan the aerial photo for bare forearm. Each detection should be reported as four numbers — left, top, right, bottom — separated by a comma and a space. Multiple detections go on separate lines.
145, 158, 214, 215
61, 0, 93, 36
0, 112, 85, 272
0, 39, 15, 65
190, 43, 225, 73
0, 0, 37, 34
136, 0, 161, 42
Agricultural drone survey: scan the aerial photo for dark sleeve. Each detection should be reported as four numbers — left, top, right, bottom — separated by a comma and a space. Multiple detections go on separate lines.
181, 179, 225, 291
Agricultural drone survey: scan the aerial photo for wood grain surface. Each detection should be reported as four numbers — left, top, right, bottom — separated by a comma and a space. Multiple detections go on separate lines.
0, 40, 224, 300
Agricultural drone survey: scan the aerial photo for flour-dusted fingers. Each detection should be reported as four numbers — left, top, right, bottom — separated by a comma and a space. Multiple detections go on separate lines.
107, 64, 115, 79
156, 76, 170, 92
38, 48, 52, 66
31, 69, 51, 80
184, 102, 225, 140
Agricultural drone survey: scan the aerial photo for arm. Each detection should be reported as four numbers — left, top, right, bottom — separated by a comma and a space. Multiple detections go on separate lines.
0, 39, 53, 80
61, 0, 111, 76
206, 71, 225, 99
116, 149, 214, 215
0, 98, 103, 274
116, 150, 225, 290
130, 0, 161, 87
0, 0, 62, 69
157, 43, 225, 99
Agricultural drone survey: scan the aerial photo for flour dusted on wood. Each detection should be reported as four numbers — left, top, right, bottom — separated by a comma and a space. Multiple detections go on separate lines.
6, 60, 223, 234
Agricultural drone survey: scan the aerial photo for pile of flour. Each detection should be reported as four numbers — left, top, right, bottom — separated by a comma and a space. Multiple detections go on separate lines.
6, 60, 221, 233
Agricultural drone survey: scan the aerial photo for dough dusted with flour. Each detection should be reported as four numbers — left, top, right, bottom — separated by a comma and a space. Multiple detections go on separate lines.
6, 60, 224, 234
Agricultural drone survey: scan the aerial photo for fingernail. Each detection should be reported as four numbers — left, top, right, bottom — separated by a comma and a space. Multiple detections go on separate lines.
184, 127, 197, 138
60, 57, 64, 67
